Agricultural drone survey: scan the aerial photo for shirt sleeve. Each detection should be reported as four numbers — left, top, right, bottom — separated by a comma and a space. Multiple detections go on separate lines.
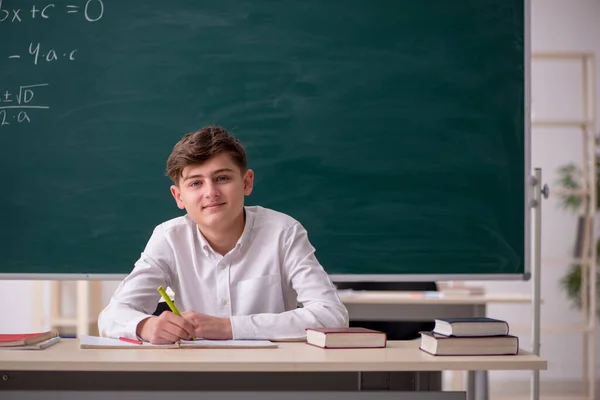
97, 226, 174, 339
230, 222, 349, 340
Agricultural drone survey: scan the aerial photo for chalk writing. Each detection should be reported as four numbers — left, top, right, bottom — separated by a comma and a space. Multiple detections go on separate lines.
0, 0, 104, 22
1, 0, 106, 126
0, 84, 50, 127
7, 43, 78, 65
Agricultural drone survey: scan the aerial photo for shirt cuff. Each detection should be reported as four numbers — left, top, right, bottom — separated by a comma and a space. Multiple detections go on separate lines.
229, 315, 256, 339
123, 312, 153, 340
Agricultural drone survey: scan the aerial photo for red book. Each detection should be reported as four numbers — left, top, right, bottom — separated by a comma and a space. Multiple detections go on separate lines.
0, 329, 60, 347
306, 327, 387, 349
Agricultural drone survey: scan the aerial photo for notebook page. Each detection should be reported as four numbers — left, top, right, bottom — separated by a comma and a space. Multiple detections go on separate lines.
179, 339, 276, 348
79, 335, 177, 349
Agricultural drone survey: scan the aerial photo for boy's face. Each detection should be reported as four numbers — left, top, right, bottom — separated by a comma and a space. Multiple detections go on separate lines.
170, 152, 254, 232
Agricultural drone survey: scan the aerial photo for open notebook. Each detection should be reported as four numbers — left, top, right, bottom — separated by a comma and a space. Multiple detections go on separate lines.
79, 335, 277, 349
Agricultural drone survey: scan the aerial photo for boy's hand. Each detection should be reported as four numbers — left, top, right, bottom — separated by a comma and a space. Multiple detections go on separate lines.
136, 312, 195, 344
181, 310, 233, 340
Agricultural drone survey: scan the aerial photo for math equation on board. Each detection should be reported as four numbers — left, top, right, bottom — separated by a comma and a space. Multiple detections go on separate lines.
0, 0, 105, 127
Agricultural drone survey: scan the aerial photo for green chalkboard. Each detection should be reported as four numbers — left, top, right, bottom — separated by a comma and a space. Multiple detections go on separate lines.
0, 0, 528, 278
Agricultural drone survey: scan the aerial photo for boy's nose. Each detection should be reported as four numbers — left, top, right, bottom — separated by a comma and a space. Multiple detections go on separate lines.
205, 182, 221, 197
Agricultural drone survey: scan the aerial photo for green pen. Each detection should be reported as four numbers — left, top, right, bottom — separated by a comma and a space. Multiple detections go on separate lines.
157, 286, 196, 340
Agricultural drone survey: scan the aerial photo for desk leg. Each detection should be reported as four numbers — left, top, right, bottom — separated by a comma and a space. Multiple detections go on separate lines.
467, 371, 476, 400
466, 371, 488, 400
471, 304, 489, 400
475, 371, 488, 400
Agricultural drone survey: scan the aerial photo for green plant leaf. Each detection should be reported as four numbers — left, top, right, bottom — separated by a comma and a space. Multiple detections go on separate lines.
559, 263, 600, 317
555, 163, 583, 213
555, 162, 600, 319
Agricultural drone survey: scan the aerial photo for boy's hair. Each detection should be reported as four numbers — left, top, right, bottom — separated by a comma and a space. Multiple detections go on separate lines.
166, 125, 248, 185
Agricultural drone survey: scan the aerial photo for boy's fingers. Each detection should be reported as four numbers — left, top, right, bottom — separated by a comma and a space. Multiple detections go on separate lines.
164, 319, 194, 339
181, 319, 196, 336
157, 329, 181, 343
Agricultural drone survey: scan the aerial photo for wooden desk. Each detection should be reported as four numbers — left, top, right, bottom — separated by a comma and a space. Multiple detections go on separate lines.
0, 339, 545, 400
339, 291, 532, 321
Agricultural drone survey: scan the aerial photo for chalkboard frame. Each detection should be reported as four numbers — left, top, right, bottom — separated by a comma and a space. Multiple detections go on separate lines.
0, 0, 532, 281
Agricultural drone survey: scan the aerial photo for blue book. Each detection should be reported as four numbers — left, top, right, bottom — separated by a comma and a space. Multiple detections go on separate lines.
433, 317, 509, 337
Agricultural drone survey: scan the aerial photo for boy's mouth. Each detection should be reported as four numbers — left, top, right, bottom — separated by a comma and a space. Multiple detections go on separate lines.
203, 202, 225, 210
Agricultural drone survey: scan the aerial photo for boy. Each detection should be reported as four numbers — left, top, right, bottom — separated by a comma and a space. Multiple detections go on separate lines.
98, 126, 348, 343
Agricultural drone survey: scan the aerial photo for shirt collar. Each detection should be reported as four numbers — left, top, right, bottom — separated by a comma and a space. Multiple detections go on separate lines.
196, 228, 211, 256
196, 207, 254, 256
236, 207, 254, 250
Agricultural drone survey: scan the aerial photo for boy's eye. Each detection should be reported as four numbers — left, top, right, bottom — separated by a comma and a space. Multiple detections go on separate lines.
190, 181, 202, 187
216, 176, 230, 182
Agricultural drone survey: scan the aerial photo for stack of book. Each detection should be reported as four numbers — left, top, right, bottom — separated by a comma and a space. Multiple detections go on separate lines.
419, 317, 518, 356
0, 329, 61, 350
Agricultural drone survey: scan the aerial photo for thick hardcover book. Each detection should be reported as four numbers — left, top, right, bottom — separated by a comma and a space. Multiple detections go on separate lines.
306, 327, 387, 349
419, 331, 518, 356
433, 317, 509, 337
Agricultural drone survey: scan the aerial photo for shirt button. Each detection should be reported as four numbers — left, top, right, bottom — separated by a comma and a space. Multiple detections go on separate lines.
221, 299, 228, 306
219, 264, 226, 270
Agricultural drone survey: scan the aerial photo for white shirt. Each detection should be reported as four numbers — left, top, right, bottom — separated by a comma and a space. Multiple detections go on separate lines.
98, 206, 349, 340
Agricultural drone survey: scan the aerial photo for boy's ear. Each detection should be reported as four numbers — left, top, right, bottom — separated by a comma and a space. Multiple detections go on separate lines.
243, 169, 254, 196
170, 185, 185, 209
